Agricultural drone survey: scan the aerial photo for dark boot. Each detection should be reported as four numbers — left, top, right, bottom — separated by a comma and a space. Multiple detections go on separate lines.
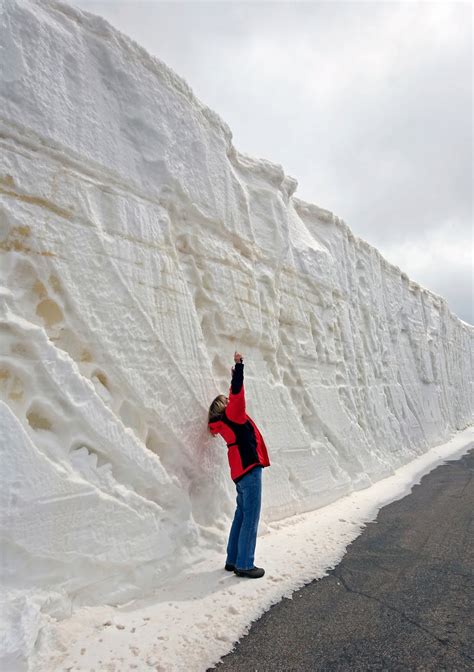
225, 563, 235, 571
234, 566, 265, 579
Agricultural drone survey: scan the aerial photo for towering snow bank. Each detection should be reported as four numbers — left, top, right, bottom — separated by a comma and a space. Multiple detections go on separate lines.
1, 0, 472, 662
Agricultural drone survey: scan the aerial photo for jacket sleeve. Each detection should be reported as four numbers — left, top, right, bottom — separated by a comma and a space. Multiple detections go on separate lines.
225, 361, 246, 423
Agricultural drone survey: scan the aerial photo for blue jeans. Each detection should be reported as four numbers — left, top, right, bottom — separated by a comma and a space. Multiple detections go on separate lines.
226, 466, 262, 571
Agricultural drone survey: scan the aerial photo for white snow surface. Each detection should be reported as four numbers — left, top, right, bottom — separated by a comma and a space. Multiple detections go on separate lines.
0, 0, 472, 669
26, 430, 474, 672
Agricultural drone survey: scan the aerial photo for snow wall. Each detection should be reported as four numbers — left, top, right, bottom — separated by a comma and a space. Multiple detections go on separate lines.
1, 0, 473, 632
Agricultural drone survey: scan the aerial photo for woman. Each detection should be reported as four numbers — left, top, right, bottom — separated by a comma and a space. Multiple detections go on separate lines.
208, 352, 270, 578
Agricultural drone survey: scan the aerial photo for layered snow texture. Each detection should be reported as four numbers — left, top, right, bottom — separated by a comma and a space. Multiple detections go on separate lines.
0, 0, 473, 658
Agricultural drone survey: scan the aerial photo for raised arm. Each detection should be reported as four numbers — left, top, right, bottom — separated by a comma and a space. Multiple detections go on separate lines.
225, 352, 246, 423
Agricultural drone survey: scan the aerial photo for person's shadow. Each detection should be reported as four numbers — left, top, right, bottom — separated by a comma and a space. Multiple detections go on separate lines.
118, 567, 237, 612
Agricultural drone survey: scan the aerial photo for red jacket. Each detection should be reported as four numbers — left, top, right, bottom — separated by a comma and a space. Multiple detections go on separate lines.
209, 362, 270, 482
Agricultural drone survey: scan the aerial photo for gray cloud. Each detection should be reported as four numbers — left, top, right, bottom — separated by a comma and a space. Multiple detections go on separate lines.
74, 1, 473, 324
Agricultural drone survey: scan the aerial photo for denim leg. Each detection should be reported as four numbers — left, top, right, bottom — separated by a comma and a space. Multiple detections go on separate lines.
226, 487, 243, 566
235, 467, 262, 571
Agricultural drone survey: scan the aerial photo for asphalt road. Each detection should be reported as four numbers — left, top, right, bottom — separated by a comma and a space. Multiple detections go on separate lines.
214, 446, 474, 671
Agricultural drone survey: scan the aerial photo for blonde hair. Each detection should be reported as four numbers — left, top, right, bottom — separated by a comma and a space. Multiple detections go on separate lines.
208, 394, 227, 424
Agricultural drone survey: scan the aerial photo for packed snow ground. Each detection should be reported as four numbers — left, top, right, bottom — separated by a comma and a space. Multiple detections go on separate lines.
27, 429, 474, 672
0, 1, 473, 670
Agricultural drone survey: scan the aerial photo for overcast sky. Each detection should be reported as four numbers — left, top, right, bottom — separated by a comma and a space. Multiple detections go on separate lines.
74, 1, 472, 324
